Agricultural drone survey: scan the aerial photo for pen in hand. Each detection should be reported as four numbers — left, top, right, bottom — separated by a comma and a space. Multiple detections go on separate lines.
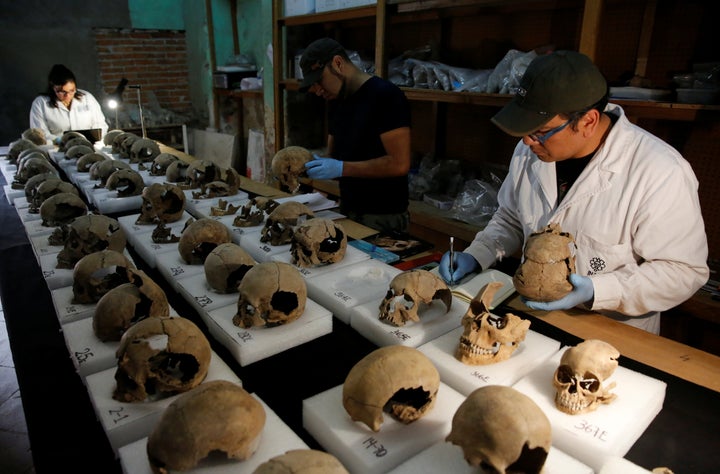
449, 237, 455, 285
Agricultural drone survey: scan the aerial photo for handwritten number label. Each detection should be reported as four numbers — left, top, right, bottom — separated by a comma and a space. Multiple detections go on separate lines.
74, 347, 94, 365
362, 437, 388, 457
470, 371, 490, 383
170, 266, 185, 277
237, 331, 253, 343
195, 295, 213, 307
108, 407, 129, 424
390, 329, 411, 341
574, 419, 609, 441
334, 291, 352, 303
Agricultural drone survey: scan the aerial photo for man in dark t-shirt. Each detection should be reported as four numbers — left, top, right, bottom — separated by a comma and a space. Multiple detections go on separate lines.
300, 37, 411, 233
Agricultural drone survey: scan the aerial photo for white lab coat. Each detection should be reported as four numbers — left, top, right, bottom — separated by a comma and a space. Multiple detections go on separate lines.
29, 89, 108, 144
465, 103, 709, 333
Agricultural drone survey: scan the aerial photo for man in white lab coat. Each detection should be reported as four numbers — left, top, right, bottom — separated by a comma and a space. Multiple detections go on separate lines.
439, 50, 709, 334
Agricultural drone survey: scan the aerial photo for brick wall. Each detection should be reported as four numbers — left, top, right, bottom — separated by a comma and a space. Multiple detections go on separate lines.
94, 28, 193, 117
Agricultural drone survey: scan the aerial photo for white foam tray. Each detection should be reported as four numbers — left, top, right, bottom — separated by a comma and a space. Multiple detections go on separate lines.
275, 192, 339, 213
202, 298, 333, 367
417, 327, 560, 396
92, 191, 143, 214
304, 259, 402, 324
23, 218, 57, 237
61, 316, 120, 378
118, 394, 309, 474
271, 244, 371, 280
16, 204, 41, 222
51, 285, 96, 324
185, 191, 249, 217
29, 233, 63, 260
303, 382, 465, 474
388, 438, 593, 474
85, 352, 241, 454
13, 195, 29, 209
117, 211, 193, 249
349, 295, 469, 348
512, 348, 666, 472
131, 236, 181, 269
3, 184, 23, 205
175, 272, 241, 313
236, 229, 290, 263
207, 213, 263, 244
155, 251, 206, 290
39, 252, 74, 290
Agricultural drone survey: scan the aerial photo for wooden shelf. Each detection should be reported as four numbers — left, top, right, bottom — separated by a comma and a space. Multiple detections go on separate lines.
278, 5, 377, 25
213, 88, 263, 98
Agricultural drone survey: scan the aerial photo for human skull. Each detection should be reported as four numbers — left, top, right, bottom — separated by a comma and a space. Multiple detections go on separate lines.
233, 262, 306, 328
30, 178, 78, 213
7, 138, 38, 165
446, 385, 552, 473
12, 156, 57, 188
106, 168, 145, 197
104, 129, 124, 146
58, 131, 86, 151
136, 183, 186, 224
232, 197, 279, 227
165, 159, 190, 185
147, 380, 265, 473
254, 449, 349, 474
89, 158, 131, 186
56, 214, 126, 269
343, 345, 440, 432
119, 133, 141, 159
39, 192, 88, 227
24, 172, 58, 207
113, 316, 212, 403
204, 243, 255, 294
187, 159, 222, 189
192, 180, 232, 199
93, 269, 170, 342
271, 146, 312, 194
22, 127, 47, 146
553, 339, 619, 415
17, 148, 51, 167
290, 218, 347, 267
76, 152, 107, 172
178, 218, 233, 264
378, 269, 452, 327
129, 138, 161, 163
260, 201, 314, 246
149, 153, 178, 176
72, 249, 136, 304
65, 144, 95, 161
513, 223, 576, 302
455, 282, 530, 365
112, 132, 138, 155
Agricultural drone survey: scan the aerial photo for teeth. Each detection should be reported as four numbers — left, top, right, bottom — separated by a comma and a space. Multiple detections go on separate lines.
458, 337, 499, 355
555, 393, 590, 414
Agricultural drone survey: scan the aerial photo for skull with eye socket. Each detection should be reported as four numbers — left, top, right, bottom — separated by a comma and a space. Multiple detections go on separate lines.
290, 217, 347, 267
260, 201, 314, 246
455, 282, 530, 365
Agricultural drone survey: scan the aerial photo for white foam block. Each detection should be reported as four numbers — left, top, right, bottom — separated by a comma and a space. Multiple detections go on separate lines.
132, 235, 181, 268
0, 163, 16, 184
118, 394, 309, 474
3, 184, 23, 205
207, 213, 264, 244
93, 192, 143, 214
387, 438, 593, 474
271, 244, 371, 280
275, 192, 338, 212
61, 316, 119, 378
85, 352, 241, 453
29, 233, 63, 259
417, 327, 561, 396
512, 349, 666, 472
13, 196, 29, 209
304, 259, 402, 324
23, 218, 56, 237
349, 296, 469, 348
155, 251, 205, 290
16, 204, 41, 222
39, 252, 73, 289
51, 285, 96, 324
303, 383, 465, 474
238, 229, 291, 263
176, 272, 240, 313
203, 299, 333, 367
598, 456, 653, 473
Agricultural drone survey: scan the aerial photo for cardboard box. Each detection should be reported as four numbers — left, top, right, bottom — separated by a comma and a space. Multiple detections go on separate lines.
285, 0, 314, 16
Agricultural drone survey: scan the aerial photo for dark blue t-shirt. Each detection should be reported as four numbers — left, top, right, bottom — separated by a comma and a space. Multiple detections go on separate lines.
328, 76, 411, 214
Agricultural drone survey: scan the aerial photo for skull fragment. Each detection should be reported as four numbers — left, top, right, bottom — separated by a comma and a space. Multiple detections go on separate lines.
149, 153, 179, 176
165, 160, 190, 185
455, 282, 530, 365
513, 223, 576, 302
39, 192, 88, 227
12, 156, 57, 189
72, 249, 136, 304
147, 380, 265, 473
7, 138, 38, 165
136, 183, 186, 224
113, 316, 211, 402
89, 158, 131, 186
260, 201, 314, 246
105, 168, 145, 197
378, 269, 452, 326
178, 218, 233, 264
22, 127, 47, 146
290, 217, 347, 267
93, 269, 170, 342
187, 159, 222, 189
553, 339, 619, 415
233, 262, 306, 328
203, 243, 256, 294
65, 144, 94, 161
30, 178, 78, 213
271, 146, 312, 194
446, 385, 551, 474
343, 345, 439, 432
76, 152, 108, 172
254, 449, 349, 474
103, 129, 124, 146
56, 214, 126, 269
232, 197, 279, 227
129, 138, 161, 163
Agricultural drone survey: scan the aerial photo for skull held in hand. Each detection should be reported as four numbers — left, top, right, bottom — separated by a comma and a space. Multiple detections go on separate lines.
147, 380, 266, 473
290, 217, 347, 267
113, 316, 211, 402
343, 345, 439, 432
455, 282, 530, 365
446, 385, 551, 473
513, 223, 576, 302
233, 262, 306, 328
378, 269, 452, 326
271, 145, 312, 193
553, 339, 619, 415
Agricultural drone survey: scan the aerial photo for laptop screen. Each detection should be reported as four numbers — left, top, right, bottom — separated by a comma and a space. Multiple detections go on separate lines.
65, 128, 102, 143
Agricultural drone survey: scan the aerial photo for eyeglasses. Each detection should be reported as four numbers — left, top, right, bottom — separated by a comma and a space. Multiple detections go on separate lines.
528, 119, 570, 145
54, 88, 76, 96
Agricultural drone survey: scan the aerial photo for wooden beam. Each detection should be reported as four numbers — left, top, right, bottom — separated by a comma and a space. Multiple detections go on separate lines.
634, 0, 657, 77
578, 0, 603, 61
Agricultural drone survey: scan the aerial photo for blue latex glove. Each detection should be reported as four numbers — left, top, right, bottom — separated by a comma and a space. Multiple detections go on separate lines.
439, 251, 479, 284
523, 273, 594, 311
305, 154, 343, 180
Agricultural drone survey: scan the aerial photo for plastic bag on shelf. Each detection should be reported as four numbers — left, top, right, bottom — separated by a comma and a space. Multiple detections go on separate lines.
486, 49, 536, 93
449, 176, 502, 227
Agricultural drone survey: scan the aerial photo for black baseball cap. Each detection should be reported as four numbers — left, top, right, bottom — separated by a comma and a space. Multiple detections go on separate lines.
491, 50, 608, 137
299, 38, 345, 92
